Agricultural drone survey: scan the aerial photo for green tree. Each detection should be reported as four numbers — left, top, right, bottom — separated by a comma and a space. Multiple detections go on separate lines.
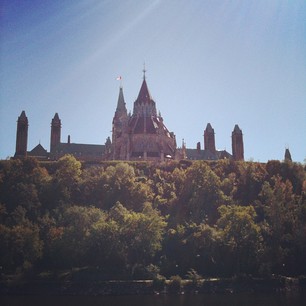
0, 158, 50, 221
109, 202, 167, 277
259, 176, 297, 274
98, 163, 153, 211
234, 162, 267, 206
0, 223, 43, 272
178, 161, 228, 224
188, 223, 222, 276
217, 205, 262, 275
45, 205, 105, 268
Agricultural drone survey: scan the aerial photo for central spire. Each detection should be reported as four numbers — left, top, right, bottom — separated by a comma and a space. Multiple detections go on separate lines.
136, 78, 152, 103
133, 67, 157, 116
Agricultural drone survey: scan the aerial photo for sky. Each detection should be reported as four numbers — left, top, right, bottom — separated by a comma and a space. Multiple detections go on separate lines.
1, 0, 305, 162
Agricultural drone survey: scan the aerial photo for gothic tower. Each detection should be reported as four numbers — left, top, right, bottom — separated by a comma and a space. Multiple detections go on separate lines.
112, 86, 128, 159
127, 71, 176, 161
284, 148, 292, 162
15, 110, 28, 157
50, 113, 61, 153
204, 123, 216, 152
232, 124, 244, 161
132, 74, 157, 117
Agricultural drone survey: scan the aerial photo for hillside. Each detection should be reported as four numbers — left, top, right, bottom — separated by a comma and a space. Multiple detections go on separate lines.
0, 156, 305, 279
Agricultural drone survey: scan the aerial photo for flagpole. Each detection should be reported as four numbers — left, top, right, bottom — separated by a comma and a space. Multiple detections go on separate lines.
116, 76, 123, 87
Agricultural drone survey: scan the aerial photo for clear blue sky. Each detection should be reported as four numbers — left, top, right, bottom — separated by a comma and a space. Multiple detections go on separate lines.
1, 0, 305, 162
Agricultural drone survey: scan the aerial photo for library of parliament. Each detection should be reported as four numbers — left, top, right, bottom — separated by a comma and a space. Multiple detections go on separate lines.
14, 72, 244, 162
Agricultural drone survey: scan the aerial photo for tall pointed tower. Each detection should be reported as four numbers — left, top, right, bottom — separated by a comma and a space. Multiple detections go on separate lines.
15, 111, 28, 157
112, 87, 128, 159
204, 123, 216, 152
50, 113, 61, 153
127, 70, 176, 161
132, 73, 157, 117
284, 148, 292, 162
232, 124, 244, 161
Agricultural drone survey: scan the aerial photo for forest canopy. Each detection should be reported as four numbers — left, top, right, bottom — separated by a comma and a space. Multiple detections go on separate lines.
0, 156, 305, 279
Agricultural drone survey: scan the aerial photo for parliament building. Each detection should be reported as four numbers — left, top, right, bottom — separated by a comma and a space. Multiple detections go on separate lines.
14, 73, 244, 162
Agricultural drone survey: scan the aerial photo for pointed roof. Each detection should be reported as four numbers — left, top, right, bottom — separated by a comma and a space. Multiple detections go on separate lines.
116, 87, 127, 113
20, 110, 27, 118
284, 148, 292, 161
205, 123, 214, 132
135, 79, 152, 104
51, 113, 61, 126
18, 110, 28, 123
53, 113, 60, 121
233, 124, 242, 133
28, 143, 48, 157
133, 76, 157, 117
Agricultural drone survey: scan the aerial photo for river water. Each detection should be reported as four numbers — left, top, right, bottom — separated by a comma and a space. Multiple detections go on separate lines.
1, 292, 306, 306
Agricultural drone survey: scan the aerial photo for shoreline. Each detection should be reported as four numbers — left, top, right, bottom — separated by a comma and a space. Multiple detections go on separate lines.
1, 276, 305, 296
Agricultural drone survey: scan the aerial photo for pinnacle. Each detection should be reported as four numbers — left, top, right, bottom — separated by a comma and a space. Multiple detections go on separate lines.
136, 79, 152, 104
116, 87, 127, 113
206, 123, 214, 131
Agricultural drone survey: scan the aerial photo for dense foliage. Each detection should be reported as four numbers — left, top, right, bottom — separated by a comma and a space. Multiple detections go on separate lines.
0, 156, 305, 279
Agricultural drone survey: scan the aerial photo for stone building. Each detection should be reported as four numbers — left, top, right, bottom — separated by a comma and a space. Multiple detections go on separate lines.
183, 123, 244, 161
14, 72, 246, 162
112, 74, 176, 161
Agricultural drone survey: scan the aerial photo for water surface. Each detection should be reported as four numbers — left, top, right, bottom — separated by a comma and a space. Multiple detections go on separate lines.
1, 292, 305, 306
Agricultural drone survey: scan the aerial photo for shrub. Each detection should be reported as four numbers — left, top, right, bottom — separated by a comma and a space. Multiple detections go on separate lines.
152, 274, 166, 291
168, 275, 182, 293
186, 268, 202, 287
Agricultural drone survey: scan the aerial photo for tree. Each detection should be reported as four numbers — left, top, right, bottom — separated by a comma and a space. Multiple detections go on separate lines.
109, 202, 167, 277
234, 162, 267, 206
0, 158, 50, 221
188, 223, 222, 276
45, 205, 105, 268
97, 163, 153, 211
259, 176, 298, 274
55, 154, 82, 185
0, 223, 43, 272
178, 161, 228, 224
217, 205, 262, 275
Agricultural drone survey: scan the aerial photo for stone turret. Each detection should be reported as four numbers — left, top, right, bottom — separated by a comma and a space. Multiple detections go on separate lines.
112, 87, 129, 160
114, 87, 127, 119
204, 123, 216, 152
232, 124, 244, 161
284, 148, 292, 162
15, 111, 28, 157
50, 113, 61, 153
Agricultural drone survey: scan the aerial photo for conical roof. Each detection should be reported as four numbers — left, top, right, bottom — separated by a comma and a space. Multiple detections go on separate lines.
51, 113, 61, 126
205, 123, 214, 132
133, 78, 157, 116
53, 113, 60, 122
233, 124, 242, 133
20, 110, 26, 118
116, 87, 127, 113
135, 79, 152, 105
18, 110, 28, 123
284, 148, 292, 161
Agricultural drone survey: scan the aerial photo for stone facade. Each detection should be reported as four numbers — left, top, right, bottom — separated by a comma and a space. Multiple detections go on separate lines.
112, 77, 176, 161
14, 73, 248, 162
